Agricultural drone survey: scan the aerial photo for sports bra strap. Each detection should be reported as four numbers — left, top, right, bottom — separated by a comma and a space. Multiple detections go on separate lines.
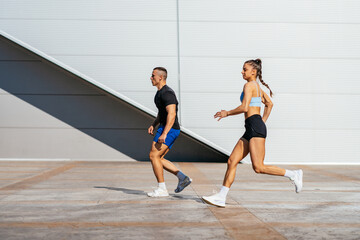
252, 81, 261, 97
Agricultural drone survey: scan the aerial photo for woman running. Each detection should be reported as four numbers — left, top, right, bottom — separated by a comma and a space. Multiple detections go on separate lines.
202, 59, 303, 207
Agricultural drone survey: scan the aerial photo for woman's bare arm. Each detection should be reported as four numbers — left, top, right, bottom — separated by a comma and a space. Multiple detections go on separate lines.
261, 90, 273, 123
214, 83, 252, 121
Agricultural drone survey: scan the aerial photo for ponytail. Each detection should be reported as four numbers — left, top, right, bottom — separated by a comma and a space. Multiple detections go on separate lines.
245, 58, 273, 97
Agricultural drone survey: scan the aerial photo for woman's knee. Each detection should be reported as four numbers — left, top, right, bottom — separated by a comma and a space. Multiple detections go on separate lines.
227, 157, 239, 167
252, 164, 265, 174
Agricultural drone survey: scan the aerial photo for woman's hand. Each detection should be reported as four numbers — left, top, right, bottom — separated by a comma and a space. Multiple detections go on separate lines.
214, 110, 228, 121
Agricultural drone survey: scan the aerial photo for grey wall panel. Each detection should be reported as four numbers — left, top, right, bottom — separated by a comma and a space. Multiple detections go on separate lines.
0, 35, 228, 162
180, 92, 244, 128
192, 128, 360, 164
0, 38, 39, 60
180, 0, 360, 23
1, 1, 359, 163
180, 57, 360, 94
181, 92, 359, 129
0, 62, 100, 95
0, 94, 70, 128
266, 129, 360, 164
121, 91, 158, 114
0, 128, 136, 160
0, 127, 228, 162
4, 0, 359, 24
0, 0, 177, 21
263, 58, 360, 95
0, 20, 177, 56
0, 89, 227, 161
269, 94, 360, 130
179, 22, 360, 58
56, 56, 179, 93
0, 94, 154, 129
188, 128, 243, 154
179, 6, 360, 165
180, 57, 245, 93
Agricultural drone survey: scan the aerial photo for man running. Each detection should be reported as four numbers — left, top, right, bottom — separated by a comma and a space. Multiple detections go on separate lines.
147, 67, 192, 197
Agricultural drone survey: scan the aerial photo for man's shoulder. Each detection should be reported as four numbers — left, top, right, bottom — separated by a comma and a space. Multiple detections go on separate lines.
163, 84, 173, 91
162, 85, 176, 95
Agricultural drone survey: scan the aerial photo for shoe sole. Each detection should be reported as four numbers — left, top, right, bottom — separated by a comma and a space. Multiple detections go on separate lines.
175, 178, 192, 193
296, 170, 303, 193
147, 193, 169, 197
201, 196, 225, 208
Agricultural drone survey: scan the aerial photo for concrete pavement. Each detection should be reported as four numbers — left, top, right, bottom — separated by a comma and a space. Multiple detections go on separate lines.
0, 161, 359, 239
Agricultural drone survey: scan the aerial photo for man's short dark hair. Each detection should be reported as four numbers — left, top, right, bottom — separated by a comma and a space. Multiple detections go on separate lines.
153, 67, 167, 80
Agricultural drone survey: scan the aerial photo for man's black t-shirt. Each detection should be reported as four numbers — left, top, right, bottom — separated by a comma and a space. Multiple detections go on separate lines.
154, 85, 180, 130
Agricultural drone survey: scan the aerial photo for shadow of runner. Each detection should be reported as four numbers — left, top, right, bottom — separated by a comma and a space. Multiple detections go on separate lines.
94, 186, 203, 202
172, 195, 203, 203
94, 186, 146, 195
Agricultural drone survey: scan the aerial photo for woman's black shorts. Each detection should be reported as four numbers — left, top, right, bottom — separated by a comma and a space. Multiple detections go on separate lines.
241, 114, 267, 141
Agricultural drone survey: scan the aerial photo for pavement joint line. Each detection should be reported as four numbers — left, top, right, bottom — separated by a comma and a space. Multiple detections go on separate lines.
268, 222, 360, 228
229, 189, 360, 192
0, 162, 78, 191
235, 201, 360, 205
1, 199, 357, 205
178, 162, 287, 240
0, 200, 202, 204
33, 179, 155, 181
0, 178, 32, 180
0, 221, 222, 228
0, 171, 44, 173
61, 171, 151, 173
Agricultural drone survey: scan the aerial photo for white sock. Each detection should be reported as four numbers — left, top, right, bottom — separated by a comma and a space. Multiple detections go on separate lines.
219, 186, 229, 198
284, 170, 295, 179
158, 182, 166, 190
176, 171, 186, 181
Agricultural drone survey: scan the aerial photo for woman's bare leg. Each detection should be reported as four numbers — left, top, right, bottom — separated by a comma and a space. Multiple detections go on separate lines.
223, 138, 250, 187
202, 138, 249, 207
249, 138, 285, 176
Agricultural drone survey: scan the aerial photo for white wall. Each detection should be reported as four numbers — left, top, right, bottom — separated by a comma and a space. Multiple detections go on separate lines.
1, 0, 360, 164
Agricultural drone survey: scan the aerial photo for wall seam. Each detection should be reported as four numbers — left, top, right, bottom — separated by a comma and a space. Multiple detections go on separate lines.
176, 0, 182, 124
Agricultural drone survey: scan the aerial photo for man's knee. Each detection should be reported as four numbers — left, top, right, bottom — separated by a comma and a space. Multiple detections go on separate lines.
150, 148, 163, 161
149, 151, 158, 161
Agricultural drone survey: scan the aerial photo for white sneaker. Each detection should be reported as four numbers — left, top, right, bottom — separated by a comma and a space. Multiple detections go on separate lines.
202, 193, 226, 208
291, 169, 303, 193
147, 188, 169, 197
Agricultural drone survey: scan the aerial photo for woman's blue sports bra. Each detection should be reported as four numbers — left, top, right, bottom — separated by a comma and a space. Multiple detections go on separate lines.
240, 82, 262, 107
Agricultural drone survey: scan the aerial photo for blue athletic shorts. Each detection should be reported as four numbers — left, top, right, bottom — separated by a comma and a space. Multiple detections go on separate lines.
153, 125, 180, 149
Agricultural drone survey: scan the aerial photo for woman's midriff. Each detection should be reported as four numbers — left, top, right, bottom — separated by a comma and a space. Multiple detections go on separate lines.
244, 106, 261, 119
